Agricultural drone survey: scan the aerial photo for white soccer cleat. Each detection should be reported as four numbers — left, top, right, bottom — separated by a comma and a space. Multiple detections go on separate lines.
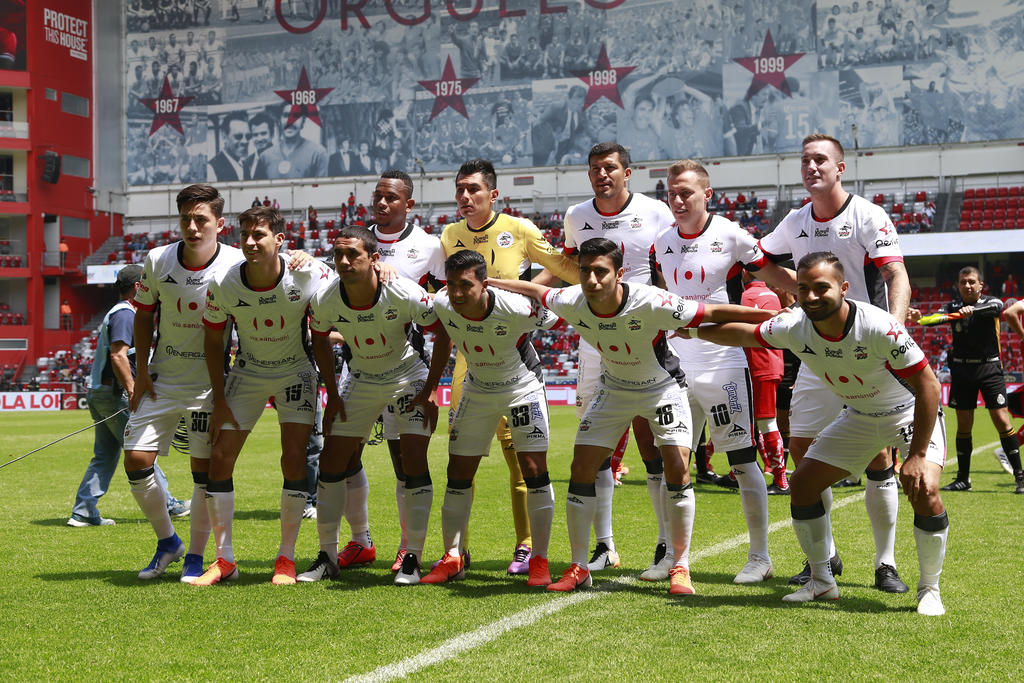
916, 586, 946, 616
994, 447, 1014, 475
734, 558, 774, 584
782, 579, 838, 602
586, 542, 620, 572
639, 542, 673, 581
394, 552, 421, 586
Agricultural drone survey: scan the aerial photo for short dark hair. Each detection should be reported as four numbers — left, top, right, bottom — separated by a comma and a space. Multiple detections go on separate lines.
219, 111, 249, 136
116, 264, 143, 296
445, 249, 487, 282
796, 250, 844, 277
248, 111, 277, 133
579, 237, 623, 270
337, 225, 377, 255
667, 159, 710, 186
802, 133, 844, 161
457, 159, 497, 191
380, 169, 414, 199
237, 206, 285, 234
176, 184, 224, 217
588, 141, 630, 169
958, 265, 981, 280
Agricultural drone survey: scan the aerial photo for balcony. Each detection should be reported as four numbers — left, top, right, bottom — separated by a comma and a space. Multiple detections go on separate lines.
0, 121, 28, 150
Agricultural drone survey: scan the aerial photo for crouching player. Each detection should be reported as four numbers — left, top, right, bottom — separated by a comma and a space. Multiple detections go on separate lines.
303, 226, 444, 586
685, 252, 949, 615
491, 238, 774, 594
413, 250, 561, 587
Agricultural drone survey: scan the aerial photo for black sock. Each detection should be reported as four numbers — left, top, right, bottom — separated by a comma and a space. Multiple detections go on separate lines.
999, 432, 1023, 474
955, 435, 972, 480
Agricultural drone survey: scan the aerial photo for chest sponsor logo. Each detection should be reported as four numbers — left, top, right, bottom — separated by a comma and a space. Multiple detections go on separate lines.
259, 294, 277, 305
384, 308, 398, 321
630, 217, 642, 230
598, 322, 616, 330
494, 324, 508, 336
287, 287, 302, 302
378, 247, 396, 258
357, 313, 374, 323
854, 344, 868, 359
814, 227, 829, 237
466, 323, 484, 333
627, 318, 642, 331
680, 244, 698, 253
185, 276, 205, 286
602, 220, 619, 230
496, 231, 514, 248
875, 238, 898, 248
473, 235, 488, 245
824, 348, 842, 358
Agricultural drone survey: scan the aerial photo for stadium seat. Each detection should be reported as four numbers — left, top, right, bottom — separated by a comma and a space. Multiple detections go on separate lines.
892, 202, 903, 214
986, 187, 997, 198
873, 193, 885, 204
962, 198, 974, 210
964, 188, 976, 199
998, 186, 1009, 197
915, 190, 927, 201
982, 220, 994, 230
1010, 186, 1020, 197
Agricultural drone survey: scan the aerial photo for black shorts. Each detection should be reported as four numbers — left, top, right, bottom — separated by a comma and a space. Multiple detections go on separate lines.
776, 383, 794, 412
948, 361, 1006, 411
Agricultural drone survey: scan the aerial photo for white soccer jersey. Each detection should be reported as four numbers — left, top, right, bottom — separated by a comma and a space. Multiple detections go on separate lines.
203, 254, 334, 375
370, 222, 446, 287
434, 287, 560, 392
755, 300, 928, 416
134, 241, 242, 390
751, 193, 903, 309
308, 276, 438, 380
653, 214, 757, 369
542, 283, 703, 390
563, 192, 673, 285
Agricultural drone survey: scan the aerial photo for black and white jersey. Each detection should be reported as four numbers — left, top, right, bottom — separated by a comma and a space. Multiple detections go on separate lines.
369, 222, 446, 288
945, 294, 1004, 362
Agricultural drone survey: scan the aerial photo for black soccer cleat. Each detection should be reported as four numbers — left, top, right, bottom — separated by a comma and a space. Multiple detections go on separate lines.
941, 479, 971, 492
788, 554, 843, 586
874, 563, 909, 593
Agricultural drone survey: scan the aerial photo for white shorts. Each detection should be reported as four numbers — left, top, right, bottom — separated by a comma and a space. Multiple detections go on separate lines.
577, 381, 692, 450
449, 378, 549, 456
684, 365, 757, 452
805, 405, 947, 474
575, 342, 600, 419
789, 366, 843, 438
123, 381, 214, 459
330, 363, 431, 439
222, 364, 318, 431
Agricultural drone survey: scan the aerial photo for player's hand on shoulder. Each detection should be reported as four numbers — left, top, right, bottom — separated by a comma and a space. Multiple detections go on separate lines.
375, 261, 398, 284
287, 250, 314, 270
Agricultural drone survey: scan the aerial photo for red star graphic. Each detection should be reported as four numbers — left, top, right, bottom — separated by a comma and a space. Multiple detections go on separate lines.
417, 56, 479, 120
886, 322, 903, 342
140, 76, 194, 136
733, 30, 806, 100
570, 44, 635, 109
274, 66, 334, 128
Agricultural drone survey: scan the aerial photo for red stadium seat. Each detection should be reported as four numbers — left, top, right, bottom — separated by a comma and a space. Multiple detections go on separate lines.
1009, 186, 1020, 197
986, 187, 998, 198
998, 186, 1009, 197
993, 219, 1006, 230
983, 209, 995, 220
964, 188, 976, 199
982, 220, 994, 230
892, 202, 903, 214
915, 190, 927, 201
757, 198, 767, 210
873, 193, 885, 204
962, 198, 974, 210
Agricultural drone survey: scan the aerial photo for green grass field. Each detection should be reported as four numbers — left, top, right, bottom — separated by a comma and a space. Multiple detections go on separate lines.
1, 407, 1021, 681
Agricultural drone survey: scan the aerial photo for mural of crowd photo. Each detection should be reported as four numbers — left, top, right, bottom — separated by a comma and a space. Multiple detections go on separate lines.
123, 0, 1024, 186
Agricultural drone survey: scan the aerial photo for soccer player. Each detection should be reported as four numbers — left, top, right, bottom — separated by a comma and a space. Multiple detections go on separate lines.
415, 250, 560, 587
123, 184, 310, 582
439, 158, 578, 574
748, 133, 912, 593
367, 170, 446, 572
491, 238, 773, 595
192, 206, 333, 586
554, 141, 675, 576
651, 160, 793, 584
303, 226, 442, 586
909, 266, 1024, 493
687, 252, 949, 616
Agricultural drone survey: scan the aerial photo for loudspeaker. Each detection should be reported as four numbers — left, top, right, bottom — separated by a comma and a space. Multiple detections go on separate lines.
41, 150, 61, 184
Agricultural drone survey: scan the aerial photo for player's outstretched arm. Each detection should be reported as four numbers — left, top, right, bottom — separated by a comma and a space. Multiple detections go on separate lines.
677, 321, 762, 348
703, 302, 777, 325
1002, 300, 1024, 338
204, 325, 239, 445
130, 308, 157, 411
752, 261, 797, 294
409, 326, 452, 430
898, 363, 941, 507
487, 278, 552, 304
311, 332, 343, 437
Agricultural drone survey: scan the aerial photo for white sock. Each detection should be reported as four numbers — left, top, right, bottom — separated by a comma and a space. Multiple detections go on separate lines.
566, 487, 596, 566
396, 480, 408, 550
593, 466, 614, 547
188, 482, 211, 557
278, 487, 307, 561
865, 473, 899, 568
666, 484, 694, 569
526, 482, 555, 559
441, 484, 474, 556
206, 490, 236, 564
734, 461, 770, 562
821, 486, 836, 557
404, 483, 432, 557
914, 521, 948, 590
129, 471, 174, 540
316, 478, 346, 560
647, 471, 668, 545
345, 468, 371, 546
792, 513, 832, 583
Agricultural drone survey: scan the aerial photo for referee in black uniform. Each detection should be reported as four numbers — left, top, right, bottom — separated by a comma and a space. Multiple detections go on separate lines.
922, 266, 1024, 493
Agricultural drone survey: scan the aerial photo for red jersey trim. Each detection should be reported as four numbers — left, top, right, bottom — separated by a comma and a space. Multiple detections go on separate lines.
202, 318, 227, 330
135, 300, 156, 312
754, 325, 777, 349
872, 255, 904, 267
889, 356, 928, 378
684, 303, 705, 328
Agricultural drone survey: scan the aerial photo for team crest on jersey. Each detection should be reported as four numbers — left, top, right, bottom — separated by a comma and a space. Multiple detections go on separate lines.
287, 287, 302, 302
709, 240, 723, 253
578, 419, 591, 432
406, 248, 419, 259
630, 217, 642, 230
496, 231, 514, 248
581, 222, 594, 231
837, 223, 853, 238
627, 318, 642, 331
384, 307, 398, 321
854, 344, 868, 359
494, 324, 508, 336
601, 220, 619, 230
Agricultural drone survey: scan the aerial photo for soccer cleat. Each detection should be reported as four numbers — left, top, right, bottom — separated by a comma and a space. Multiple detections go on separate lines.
297, 550, 339, 582
526, 556, 551, 587
167, 497, 191, 518
994, 447, 1014, 475
391, 548, 407, 573
272, 555, 297, 585
734, 558, 774, 584
714, 473, 739, 490
431, 549, 471, 570
941, 479, 971, 492
507, 544, 532, 575
916, 586, 945, 616
138, 535, 185, 580
547, 563, 592, 592
640, 542, 673, 581
67, 514, 115, 527
668, 566, 695, 595
302, 503, 317, 519
587, 542, 621, 571
874, 563, 909, 593
694, 470, 718, 485
789, 554, 843, 585
337, 541, 376, 568
770, 468, 790, 493
191, 557, 239, 586
394, 552, 421, 586
766, 483, 791, 496
833, 477, 862, 488
180, 553, 204, 583
1016, 472, 1024, 495
782, 579, 838, 602
420, 553, 465, 584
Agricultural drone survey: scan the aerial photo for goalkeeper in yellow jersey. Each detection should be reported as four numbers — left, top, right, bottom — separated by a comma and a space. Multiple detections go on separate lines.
439, 159, 579, 573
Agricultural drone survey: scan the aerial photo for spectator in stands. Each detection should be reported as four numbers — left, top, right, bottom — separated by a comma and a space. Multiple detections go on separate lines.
263, 196, 271, 207
60, 299, 72, 330
252, 196, 261, 208
655, 179, 666, 201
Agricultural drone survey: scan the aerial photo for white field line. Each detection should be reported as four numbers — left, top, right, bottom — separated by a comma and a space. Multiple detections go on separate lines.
347, 492, 873, 683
